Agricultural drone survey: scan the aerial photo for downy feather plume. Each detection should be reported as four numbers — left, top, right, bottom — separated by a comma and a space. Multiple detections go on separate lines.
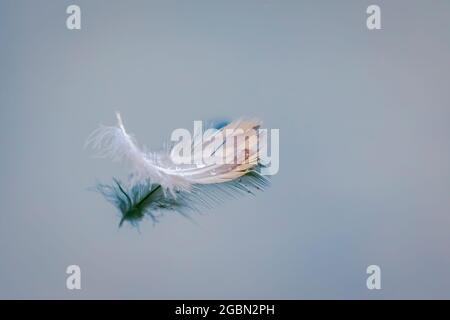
86, 112, 269, 227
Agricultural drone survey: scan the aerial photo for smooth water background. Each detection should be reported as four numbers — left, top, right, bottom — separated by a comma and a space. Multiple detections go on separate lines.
1, 0, 450, 298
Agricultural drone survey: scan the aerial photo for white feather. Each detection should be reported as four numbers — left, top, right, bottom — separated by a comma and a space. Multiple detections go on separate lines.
86, 112, 264, 194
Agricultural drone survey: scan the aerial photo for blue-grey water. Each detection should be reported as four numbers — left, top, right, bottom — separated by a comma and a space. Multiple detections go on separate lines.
1, 0, 449, 298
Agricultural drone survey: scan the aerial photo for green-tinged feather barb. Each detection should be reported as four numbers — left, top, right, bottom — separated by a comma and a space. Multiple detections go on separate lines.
95, 168, 270, 228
